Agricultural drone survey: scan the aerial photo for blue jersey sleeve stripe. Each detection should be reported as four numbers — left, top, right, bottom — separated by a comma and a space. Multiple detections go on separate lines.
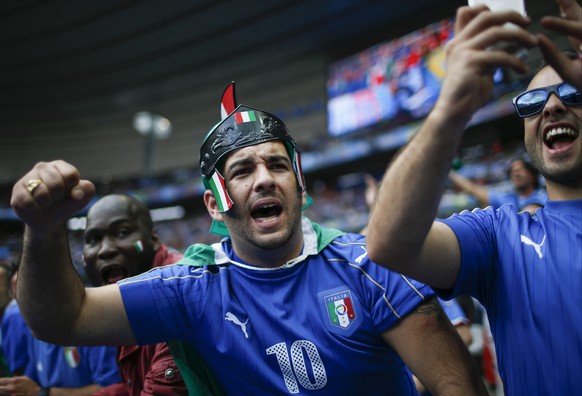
119, 281, 163, 345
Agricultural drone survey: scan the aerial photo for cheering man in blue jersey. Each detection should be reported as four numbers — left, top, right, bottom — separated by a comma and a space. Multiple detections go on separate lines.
10, 102, 487, 392
366, 1, 582, 395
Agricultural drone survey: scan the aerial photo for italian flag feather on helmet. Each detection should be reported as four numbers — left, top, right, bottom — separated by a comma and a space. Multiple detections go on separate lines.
220, 81, 237, 121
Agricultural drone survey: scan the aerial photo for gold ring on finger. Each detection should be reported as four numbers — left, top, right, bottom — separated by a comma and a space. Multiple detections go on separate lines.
26, 179, 43, 195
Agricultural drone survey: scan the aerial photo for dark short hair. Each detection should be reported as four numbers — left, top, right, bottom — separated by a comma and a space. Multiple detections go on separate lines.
88, 194, 154, 231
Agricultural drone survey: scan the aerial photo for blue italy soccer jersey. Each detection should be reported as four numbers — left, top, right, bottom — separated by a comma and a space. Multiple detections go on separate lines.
27, 341, 121, 387
1, 300, 31, 374
438, 200, 582, 395
119, 218, 434, 395
1, 300, 120, 387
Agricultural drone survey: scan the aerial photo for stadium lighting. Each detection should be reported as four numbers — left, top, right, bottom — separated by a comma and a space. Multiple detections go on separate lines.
132, 112, 172, 177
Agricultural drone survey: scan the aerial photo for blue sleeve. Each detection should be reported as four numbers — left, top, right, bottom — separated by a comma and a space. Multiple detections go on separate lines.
119, 266, 195, 345
317, 232, 436, 335
82, 346, 121, 386
488, 191, 509, 208
436, 208, 498, 302
0, 303, 32, 374
24, 335, 39, 382
520, 189, 547, 208
339, 236, 435, 333
373, 270, 435, 333
119, 275, 167, 345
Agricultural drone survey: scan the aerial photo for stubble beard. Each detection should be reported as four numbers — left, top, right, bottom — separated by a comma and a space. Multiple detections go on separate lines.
226, 193, 304, 252
526, 143, 582, 186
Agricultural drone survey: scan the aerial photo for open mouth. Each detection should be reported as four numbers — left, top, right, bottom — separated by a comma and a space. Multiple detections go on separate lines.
101, 264, 129, 284
544, 127, 578, 150
251, 203, 283, 221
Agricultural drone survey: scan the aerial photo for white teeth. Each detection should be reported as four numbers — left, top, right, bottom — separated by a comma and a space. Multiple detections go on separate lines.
545, 127, 577, 142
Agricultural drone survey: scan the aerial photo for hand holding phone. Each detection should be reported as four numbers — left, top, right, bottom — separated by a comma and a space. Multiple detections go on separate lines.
467, 0, 529, 59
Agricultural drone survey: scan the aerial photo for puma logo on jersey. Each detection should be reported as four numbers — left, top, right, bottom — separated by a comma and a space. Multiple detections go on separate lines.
355, 246, 368, 264
225, 312, 249, 339
520, 234, 546, 259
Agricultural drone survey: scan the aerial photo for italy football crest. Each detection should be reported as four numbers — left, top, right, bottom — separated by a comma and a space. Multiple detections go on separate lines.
318, 287, 362, 336
63, 346, 81, 368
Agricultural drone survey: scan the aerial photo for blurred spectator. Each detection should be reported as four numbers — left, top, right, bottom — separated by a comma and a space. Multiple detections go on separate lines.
83, 194, 217, 396
449, 157, 547, 214
0, 261, 17, 378
0, 263, 13, 320
0, 269, 121, 395
0, 266, 27, 378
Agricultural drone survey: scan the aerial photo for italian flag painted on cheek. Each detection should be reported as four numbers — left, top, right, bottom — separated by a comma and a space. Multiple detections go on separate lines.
208, 171, 233, 213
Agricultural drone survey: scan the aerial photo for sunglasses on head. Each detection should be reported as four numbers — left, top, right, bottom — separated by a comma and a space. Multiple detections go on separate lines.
512, 82, 582, 118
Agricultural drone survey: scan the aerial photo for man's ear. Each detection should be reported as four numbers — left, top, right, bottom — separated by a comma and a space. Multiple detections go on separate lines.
151, 229, 162, 251
204, 190, 224, 221
301, 190, 307, 207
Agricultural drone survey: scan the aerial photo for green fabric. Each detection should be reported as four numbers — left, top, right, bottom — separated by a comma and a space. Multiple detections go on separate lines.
209, 219, 229, 237
308, 218, 344, 253
178, 242, 228, 267
168, 341, 226, 396
0, 350, 10, 377
178, 218, 344, 268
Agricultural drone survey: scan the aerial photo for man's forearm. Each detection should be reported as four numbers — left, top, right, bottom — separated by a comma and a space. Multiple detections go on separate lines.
17, 225, 86, 344
367, 107, 469, 266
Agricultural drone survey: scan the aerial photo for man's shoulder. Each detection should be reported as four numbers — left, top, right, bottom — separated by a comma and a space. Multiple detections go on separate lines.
177, 242, 228, 267
318, 231, 372, 264
326, 231, 366, 247
3, 299, 20, 317
440, 205, 526, 235
1, 300, 25, 326
519, 188, 548, 207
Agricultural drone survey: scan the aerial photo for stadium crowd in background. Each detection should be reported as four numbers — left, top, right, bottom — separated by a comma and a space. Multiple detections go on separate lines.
449, 156, 547, 214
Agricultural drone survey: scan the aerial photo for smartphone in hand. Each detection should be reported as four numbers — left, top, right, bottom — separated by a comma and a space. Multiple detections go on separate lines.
468, 0, 526, 17
468, 0, 528, 58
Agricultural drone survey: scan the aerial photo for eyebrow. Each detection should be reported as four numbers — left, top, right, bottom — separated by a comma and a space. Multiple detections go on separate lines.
226, 154, 291, 173
84, 218, 132, 235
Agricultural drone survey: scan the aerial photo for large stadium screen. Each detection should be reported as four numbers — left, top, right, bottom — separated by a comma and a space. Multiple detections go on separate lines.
326, 17, 454, 137
326, 16, 513, 137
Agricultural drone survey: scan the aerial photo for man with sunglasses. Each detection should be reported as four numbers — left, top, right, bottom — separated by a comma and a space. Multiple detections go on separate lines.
366, 1, 582, 395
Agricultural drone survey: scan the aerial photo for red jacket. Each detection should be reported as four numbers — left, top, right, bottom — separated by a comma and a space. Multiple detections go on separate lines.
94, 244, 187, 396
